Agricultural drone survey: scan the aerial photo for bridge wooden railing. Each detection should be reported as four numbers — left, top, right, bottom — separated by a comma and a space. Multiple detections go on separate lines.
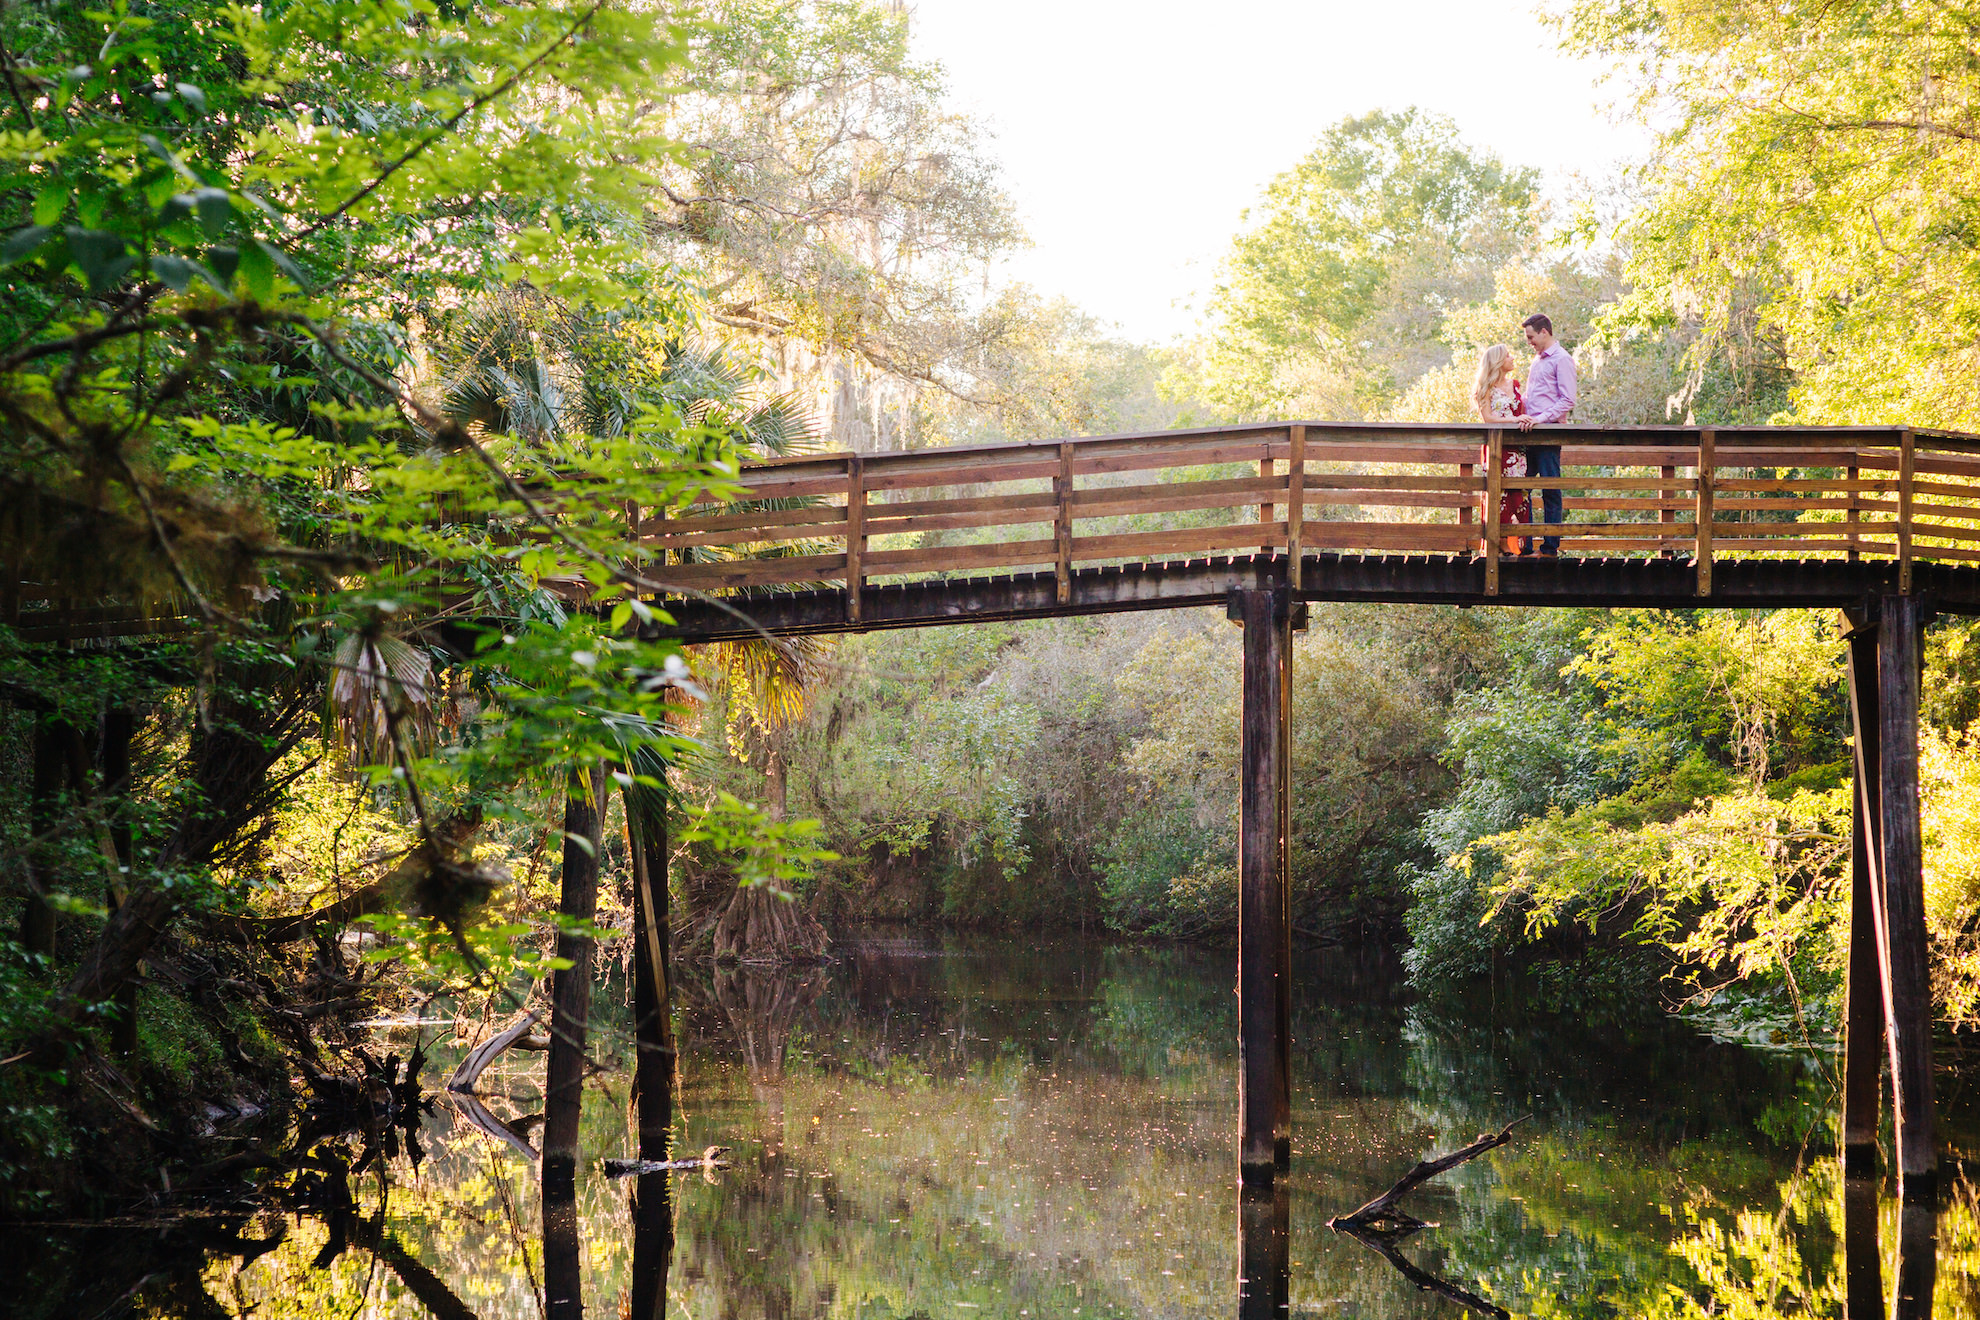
641, 423, 1980, 612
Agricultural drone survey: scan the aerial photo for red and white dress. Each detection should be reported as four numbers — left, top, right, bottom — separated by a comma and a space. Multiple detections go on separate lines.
1481, 379, 1530, 552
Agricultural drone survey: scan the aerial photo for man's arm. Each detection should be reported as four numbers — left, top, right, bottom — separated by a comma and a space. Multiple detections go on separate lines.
1519, 355, 1578, 429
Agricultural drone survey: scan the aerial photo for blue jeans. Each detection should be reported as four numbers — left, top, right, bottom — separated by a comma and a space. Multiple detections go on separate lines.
1524, 445, 1562, 554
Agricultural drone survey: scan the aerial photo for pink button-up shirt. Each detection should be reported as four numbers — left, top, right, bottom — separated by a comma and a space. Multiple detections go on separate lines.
1524, 344, 1578, 425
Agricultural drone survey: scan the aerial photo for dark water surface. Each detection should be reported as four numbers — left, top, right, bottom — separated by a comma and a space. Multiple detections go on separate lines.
21, 932, 1980, 1317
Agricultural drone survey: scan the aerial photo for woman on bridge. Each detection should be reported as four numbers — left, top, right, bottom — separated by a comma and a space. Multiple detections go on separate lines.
1473, 344, 1531, 555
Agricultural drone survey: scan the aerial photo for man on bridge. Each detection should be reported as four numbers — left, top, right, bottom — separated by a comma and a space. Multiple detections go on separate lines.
1517, 312, 1578, 557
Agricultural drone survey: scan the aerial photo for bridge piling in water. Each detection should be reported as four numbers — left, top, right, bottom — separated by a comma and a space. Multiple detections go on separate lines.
1841, 593, 1937, 1197
1878, 593, 1937, 1197
1235, 586, 1292, 1182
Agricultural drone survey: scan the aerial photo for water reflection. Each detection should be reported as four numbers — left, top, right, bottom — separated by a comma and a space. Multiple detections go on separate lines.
13, 932, 1980, 1317
1891, 1199, 1938, 1319
627, 1172, 672, 1320
1237, 1182, 1288, 1319
1331, 1220, 1508, 1319
1845, 1176, 1884, 1317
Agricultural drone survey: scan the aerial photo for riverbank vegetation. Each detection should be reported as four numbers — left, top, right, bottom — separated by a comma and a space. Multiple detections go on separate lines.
3, 0, 1979, 1219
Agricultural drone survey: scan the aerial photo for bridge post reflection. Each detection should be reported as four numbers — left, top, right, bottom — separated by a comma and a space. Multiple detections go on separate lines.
1843, 1175, 1936, 1319
1843, 1177, 1882, 1317
1892, 1200, 1937, 1319
1237, 1181, 1289, 1320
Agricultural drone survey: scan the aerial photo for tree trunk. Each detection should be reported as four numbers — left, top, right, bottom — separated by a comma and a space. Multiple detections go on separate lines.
100, 703, 138, 1055
543, 766, 602, 1320
41, 676, 317, 1041
625, 770, 675, 1162
764, 744, 787, 821
18, 721, 62, 959
713, 884, 828, 965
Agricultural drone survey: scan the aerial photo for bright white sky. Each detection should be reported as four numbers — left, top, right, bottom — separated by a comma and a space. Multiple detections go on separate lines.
906, 0, 1649, 344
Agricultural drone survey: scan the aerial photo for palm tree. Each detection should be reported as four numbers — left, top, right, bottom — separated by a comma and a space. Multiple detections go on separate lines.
424, 289, 834, 961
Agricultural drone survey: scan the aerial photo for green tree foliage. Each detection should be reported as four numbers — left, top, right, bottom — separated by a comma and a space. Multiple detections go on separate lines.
1407, 610, 1858, 1025
1559, 0, 1979, 426
658, 0, 1019, 386
720, 606, 1478, 939
0, 0, 840, 1199
1193, 108, 1539, 416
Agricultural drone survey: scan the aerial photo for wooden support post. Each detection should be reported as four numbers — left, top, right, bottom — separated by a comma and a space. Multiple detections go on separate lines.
1660, 464, 1676, 558
100, 703, 137, 1056
1847, 457, 1862, 563
1054, 441, 1074, 606
1695, 428, 1715, 597
1274, 586, 1294, 1168
845, 453, 865, 625
1235, 588, 1287, 1183
1878, 592, 1935, 1197
1237, 1181, 1290, 1320
1898, 429, 1915, 594
1286, 425, 1305, 589
544, 768, 603, 1177
1483, 430, 1503, 596
1893, 1201, 1938, 1319
1260, 454, 1275, 554
18, 720, 61, 959
1842, 618, 1883, 1177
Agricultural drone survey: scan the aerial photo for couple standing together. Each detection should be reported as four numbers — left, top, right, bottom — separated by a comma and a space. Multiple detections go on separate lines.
1473, 313, 1577, 557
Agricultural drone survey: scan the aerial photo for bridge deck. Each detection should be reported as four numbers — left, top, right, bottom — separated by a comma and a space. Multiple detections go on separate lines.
18, 421, 1980, 643
643, 421, 1980, 640
649, 553, 1980, 640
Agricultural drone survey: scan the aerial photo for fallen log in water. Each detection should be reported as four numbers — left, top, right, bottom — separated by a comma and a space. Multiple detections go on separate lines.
1327, 1116, 1529, 1234
602, 1145, 731, 1178
446, 1011, 542, 1093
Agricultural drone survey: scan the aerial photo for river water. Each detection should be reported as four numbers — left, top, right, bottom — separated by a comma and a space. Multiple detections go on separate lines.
25, 931, 1980, 1317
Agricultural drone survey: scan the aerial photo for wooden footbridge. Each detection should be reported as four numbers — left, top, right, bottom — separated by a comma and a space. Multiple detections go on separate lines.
16, 419, 1964, 1195
644, 420, 1980, 1196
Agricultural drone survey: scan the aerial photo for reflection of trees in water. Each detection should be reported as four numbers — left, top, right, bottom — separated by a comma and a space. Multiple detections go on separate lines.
45, 937, 1979, 1319
1390, 986, 1857, 1317
1652, 1165, 1955, 1319
710, 964, 828, 1083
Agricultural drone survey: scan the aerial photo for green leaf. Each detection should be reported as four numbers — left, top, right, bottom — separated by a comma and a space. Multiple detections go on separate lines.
139, 134, 196, 180
192, 187, 231, 238
206, 244, 239, 284
236, 238, 273, 298
149, 253, 204, 293
64, 227, 133, 293
0, 225, 52, 268
254, 239, 309, 292
174, 81, 206, 115
32, 185, 66, 227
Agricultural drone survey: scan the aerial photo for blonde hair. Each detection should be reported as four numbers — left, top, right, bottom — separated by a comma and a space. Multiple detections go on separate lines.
1472, 344, 1512, 412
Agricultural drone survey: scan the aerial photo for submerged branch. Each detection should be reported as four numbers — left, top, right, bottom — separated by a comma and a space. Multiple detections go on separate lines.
1327, 1116, 1529, 1233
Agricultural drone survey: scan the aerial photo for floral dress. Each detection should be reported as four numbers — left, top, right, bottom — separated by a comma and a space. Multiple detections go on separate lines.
1481, 379, 1530, 552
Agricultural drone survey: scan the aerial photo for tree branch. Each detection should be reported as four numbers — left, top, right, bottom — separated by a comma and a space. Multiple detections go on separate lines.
1327, 1117, 1529, 1233
283, 3, 605, 246
1808, 116, 1980, 143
